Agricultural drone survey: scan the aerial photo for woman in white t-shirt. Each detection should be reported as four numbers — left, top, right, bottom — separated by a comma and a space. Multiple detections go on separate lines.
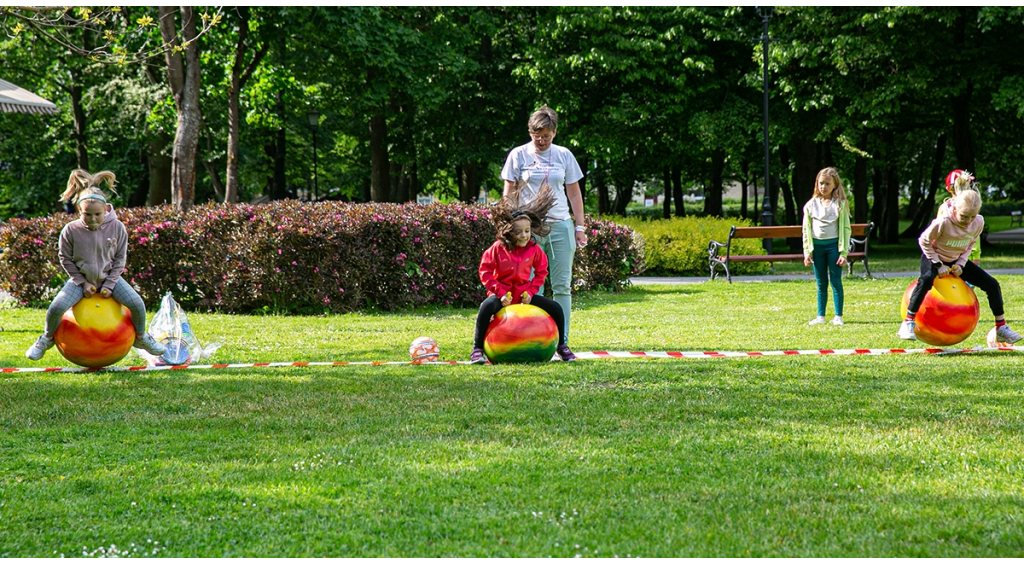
500, 105, 587, 347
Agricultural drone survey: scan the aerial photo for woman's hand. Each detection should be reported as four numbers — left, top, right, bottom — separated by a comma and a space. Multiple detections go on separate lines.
521, 291, 532, 305
804, 255, 812, 267
501, 292, 512, 307
100, 288, 112, 298
836, 256, 847, 267
83, 284, 97, 297
575, 227, 588, 249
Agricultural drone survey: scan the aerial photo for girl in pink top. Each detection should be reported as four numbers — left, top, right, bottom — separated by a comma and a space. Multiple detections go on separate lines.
472, 185, 575, 363
25, 169, 166, 361
898, 187, 1021, 343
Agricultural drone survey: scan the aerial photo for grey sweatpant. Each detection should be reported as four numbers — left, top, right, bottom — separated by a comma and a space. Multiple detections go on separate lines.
44, 278, 148, 337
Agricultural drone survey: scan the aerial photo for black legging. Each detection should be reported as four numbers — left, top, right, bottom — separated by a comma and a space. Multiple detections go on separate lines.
473, 294, 566, 348
906, 254, 1004, 317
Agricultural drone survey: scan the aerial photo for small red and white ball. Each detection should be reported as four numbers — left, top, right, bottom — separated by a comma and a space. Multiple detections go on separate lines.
409, 336, 440, 364
986, 327, 1014, 349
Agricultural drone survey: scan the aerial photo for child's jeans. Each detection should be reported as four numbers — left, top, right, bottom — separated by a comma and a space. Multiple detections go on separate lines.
44, 278, 148, 337
811, 237, 844, 317
906, 255, 1003, 317
473, 294, 565, 349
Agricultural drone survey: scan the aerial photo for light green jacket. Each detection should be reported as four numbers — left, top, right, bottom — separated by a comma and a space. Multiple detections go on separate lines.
802, 199, 851, 258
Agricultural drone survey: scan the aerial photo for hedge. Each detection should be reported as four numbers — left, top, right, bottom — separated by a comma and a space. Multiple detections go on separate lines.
611, 215, 770, 276
0, 201, 645, 313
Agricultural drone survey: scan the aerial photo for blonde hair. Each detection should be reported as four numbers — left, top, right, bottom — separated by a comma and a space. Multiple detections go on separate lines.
61, 169, 118, 209
954, 188, 982, 217
948, 170, 978, 196
812, 167, 848, 204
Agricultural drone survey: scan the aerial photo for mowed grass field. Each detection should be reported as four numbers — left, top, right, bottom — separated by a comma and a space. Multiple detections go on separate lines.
2, 273, 1024, 556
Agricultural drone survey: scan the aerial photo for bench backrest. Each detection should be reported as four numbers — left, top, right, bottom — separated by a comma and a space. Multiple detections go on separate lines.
1011, 211, 1022, 217
730, 223, 872, 240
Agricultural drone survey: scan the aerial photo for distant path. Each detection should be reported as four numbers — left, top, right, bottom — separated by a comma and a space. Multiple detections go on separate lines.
631, 269, 1024, 285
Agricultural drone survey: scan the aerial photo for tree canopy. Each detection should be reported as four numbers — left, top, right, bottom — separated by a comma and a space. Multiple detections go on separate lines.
2, 6, 1023, 230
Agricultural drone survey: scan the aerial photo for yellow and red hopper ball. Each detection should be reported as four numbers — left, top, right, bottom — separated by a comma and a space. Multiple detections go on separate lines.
899, 275, 980, 347
483, 303, 558, 363
53, 294, 136, 367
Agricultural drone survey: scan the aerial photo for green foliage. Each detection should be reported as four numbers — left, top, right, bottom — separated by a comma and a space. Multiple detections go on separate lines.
613, 215, 768, 276
0, 202, 643, 312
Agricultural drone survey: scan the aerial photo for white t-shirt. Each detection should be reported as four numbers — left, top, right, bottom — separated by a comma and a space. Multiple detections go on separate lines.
805, 198, 840, 240
500, 142, 584, 222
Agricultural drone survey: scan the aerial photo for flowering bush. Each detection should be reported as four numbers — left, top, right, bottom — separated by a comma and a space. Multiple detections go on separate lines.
0, 201, 644, 312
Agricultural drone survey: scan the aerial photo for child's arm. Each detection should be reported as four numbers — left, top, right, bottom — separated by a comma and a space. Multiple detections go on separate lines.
801, 204, 813, 266
58, 226, 90, 289
102, 224, 128, 294
478, 245, 509, 297
918, 218, 944, 264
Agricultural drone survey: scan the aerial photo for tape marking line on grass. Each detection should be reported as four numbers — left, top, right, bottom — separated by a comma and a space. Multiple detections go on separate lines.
2, 346, 1022, 373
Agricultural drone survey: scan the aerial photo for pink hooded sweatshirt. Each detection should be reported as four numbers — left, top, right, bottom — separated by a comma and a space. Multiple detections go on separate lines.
918, 213, 983, 267
58, 205, 128, 292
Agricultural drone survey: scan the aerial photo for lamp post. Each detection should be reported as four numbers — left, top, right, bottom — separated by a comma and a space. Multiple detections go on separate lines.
757, 6, 774, 253
307, 109, 320, 201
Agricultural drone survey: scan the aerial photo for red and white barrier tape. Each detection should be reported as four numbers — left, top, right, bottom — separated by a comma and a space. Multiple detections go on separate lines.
2, 346, 1022, 373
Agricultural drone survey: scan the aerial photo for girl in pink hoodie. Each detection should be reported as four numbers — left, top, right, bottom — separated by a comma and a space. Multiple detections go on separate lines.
471, 185, 575, 363
25, 169, 166, 361
898, 187, 1021, 344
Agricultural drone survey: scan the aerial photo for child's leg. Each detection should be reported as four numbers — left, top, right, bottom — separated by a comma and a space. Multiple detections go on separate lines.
528, 295, 566, 347
905, 255, 939, 315
959, 262, 1004, 318
821, 238, 844, 317
810, 238, 834, 317
44, 280, 84, 336
111, 278, 149, 335
473, 296, 504, 349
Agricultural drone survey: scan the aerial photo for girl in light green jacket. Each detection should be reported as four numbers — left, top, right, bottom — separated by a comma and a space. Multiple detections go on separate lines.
802, 167, 851, 326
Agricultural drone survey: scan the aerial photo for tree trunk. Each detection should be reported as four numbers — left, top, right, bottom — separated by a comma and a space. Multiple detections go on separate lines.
68, 65, 88, 170
902, 134, 947, 237
791, 138, 817, 212
672, 164, 684, 218
596, 165, 610, 215
146, 135, 173, 206
882, 165, 900, 244
853, 134, 869, 224
458, 162, 479, 203
703, 149, 725, 217
779, 144, 797, 226
662, 166, 672, 220
870, 166, 884, 230
225, 7, 268, 204
369, 108, 389, 202
160, 6, 202, 211
951, 84, 975, 172
739, 161, 748, 220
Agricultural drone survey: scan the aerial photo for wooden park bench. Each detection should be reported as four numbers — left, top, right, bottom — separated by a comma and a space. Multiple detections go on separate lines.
1011, 210, 1022, 227
708, 222, 875, 283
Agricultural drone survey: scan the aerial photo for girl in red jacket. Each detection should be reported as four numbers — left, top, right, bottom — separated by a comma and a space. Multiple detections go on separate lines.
472, 185, 575, 363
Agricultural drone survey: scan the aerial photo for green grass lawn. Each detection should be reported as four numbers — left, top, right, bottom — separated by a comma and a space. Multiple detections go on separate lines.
3, 275, 1024, 556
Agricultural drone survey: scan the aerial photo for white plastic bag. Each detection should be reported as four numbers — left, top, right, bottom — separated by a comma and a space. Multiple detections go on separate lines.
138, 292, 221, 365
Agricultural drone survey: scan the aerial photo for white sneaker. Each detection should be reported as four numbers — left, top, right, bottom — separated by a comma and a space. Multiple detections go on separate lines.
808, 316, 826, 325
25, 334, 55, 361
134, 332, 167, 355
831, 316, 844, 326
996, 324, 1023, 345
897, 320, 917, 340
